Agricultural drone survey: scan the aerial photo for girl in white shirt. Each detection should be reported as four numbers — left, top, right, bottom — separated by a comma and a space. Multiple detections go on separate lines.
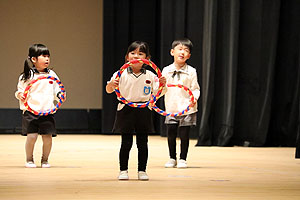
106, 41, 166, 180
162, 38, 200, 169
15, 44, 64, 168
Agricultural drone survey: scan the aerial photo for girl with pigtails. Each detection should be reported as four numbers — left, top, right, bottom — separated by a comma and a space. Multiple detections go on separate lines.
15, 44, 65, 168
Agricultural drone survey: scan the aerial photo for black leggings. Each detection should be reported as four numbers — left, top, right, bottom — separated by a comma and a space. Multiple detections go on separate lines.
166, 124, 190, 160
119, 134, 148, 172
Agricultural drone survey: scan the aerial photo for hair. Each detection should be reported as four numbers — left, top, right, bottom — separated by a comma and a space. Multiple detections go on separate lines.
125, 41, 151, 62
171, 38, 193, 53
21, 44, 50, 81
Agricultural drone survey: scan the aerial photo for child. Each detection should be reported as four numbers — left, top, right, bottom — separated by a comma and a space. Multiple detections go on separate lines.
162, 38, 200, 168
106, 41, 166, 180
15, 44, 65, 168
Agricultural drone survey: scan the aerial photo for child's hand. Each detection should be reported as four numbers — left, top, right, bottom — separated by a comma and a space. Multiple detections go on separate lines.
57, 91, 66, 101
106, 78, 119, 93
159, 76, 166, 86
109, 79, 119, 88
189, 99, 196, 107
17, 92, 26, 102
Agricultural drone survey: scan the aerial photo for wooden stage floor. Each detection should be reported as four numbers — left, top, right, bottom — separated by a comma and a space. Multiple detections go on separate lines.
0, 134, 299, 200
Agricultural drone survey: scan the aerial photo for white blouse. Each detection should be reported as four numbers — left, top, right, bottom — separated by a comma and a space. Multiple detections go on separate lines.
109, 68, 166, 110
15, 70, 63, 113
162, 63, 200, 115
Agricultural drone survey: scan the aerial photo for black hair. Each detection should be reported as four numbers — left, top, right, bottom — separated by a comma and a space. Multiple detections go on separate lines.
21, 44, 50, 81
171, 38, 193, 53
125, 41, 151, 62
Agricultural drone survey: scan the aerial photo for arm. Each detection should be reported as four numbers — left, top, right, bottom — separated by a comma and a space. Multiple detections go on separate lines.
156, 68, 168, 97
189, 71, 200, 107
106, 71, 119, 94
151, 73, 167, 96
15, 76, 26, 102
158, 76, 167, 96
51, 71, 67, 101
106, 78, 119, 93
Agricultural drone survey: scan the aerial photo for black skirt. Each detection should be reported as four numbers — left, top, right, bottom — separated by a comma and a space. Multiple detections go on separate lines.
22, 111, 57, 137
112, 105, 155, 134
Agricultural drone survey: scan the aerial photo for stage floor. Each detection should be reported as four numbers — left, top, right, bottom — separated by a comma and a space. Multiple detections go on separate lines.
0, 134, 299, 200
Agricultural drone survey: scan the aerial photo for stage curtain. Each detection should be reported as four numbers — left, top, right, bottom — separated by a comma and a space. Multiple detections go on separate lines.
102, 0, 161, 133
102, 0, 300, 147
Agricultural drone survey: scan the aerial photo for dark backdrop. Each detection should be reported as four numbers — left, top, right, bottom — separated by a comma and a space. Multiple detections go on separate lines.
102, 0, 300, 147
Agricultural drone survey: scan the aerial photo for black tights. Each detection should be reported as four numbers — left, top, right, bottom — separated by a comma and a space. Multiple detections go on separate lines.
119, 134, 148, 172
167, 124, 190, 160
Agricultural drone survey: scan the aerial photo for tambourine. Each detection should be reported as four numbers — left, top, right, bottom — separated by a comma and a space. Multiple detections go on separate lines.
151, 84, 195, 117
114, 59, 163, 108
23, 75, 66, 116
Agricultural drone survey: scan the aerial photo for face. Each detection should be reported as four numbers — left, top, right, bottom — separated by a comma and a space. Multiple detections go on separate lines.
170, 44, 191, 65
32, 54, 50, 72
126, 47, 148, 70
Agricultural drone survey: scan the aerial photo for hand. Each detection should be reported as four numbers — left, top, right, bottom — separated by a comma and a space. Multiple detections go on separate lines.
17, 92, 26, 102
189, 99, 196, 107
106, 79, 119, 93
57, 92, 66, 101
159, 76, 166, 86
109, 79, 119, 88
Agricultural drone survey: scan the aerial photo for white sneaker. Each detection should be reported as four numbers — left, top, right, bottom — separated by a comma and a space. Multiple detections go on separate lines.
41, 162, 51, 168
165, 159, 177, 168
118, 170, 129, 180
25, 161, 36, 168
138, 171, 149, 181
177, 159, 187, 168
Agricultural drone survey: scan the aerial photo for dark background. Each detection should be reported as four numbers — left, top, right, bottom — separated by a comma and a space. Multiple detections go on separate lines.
102, 0, 300, 148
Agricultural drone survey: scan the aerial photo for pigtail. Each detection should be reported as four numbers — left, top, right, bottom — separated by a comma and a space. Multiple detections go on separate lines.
21, 57, 33, 81
20, 44, 51, 81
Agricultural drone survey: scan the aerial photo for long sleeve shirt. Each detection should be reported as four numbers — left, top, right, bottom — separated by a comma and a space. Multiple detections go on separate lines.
108, 68, 166, 111
15, 70, 63, 113
162, 63, 200, 115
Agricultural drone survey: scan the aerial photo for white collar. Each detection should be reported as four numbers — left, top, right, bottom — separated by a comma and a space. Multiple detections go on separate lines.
167, 63, 189, 74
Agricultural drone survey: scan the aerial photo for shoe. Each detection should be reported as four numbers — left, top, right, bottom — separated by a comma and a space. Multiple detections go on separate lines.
177, 159, 187, 168
118, 170, 129, 180
41, 161, 51, 168
165, 159, 177, 168
138, 171, 149, 181
25, 161, 36, 168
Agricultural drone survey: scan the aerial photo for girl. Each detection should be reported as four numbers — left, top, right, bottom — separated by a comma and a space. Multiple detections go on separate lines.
162, 38, 200, 168
106, 41, 166, 180
15, 44, 65, 168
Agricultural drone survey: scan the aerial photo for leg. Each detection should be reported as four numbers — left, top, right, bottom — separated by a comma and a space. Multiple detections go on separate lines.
178, 126, 191, 160
41, 134, 52, 163
136, 134, 148, 172
25, 133, 38, 162
166, 124, 178, 159
296, 129, 300, 158
119, 134, 133, 171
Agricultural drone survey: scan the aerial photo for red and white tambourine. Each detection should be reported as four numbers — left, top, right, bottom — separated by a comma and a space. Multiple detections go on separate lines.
114, 59, 163, 108
23, 75, 66, 116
